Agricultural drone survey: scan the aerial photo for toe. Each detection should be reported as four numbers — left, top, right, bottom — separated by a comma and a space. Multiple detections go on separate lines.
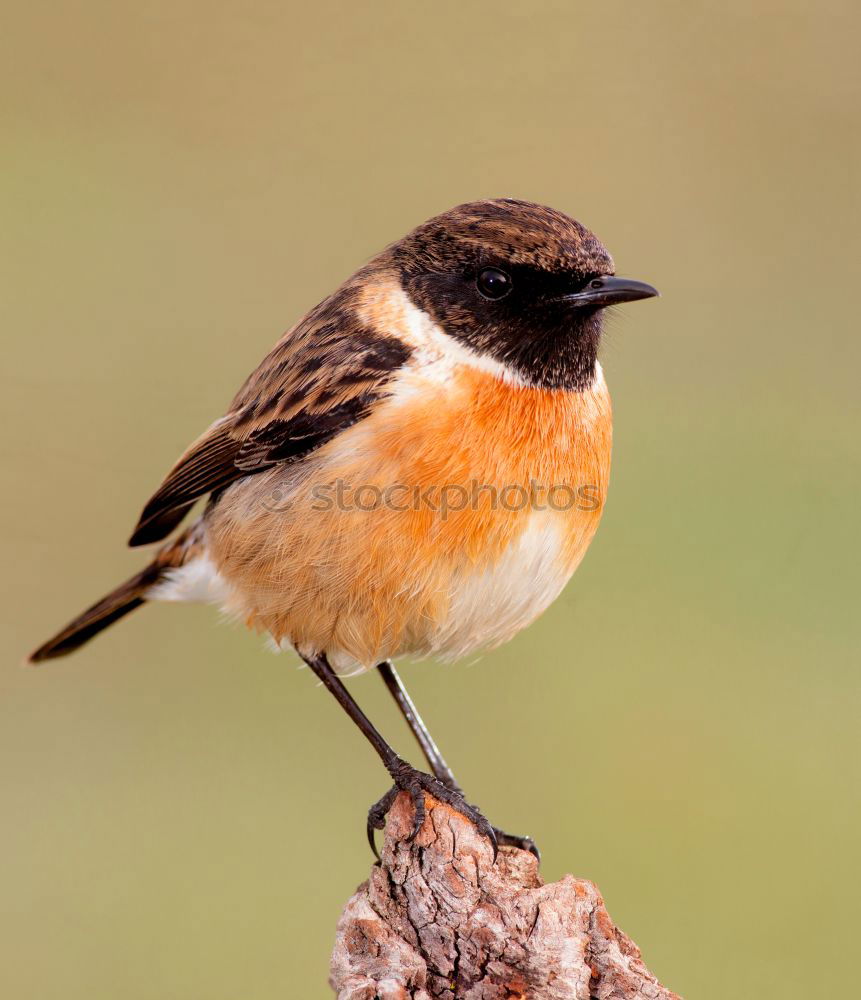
406, 786, 427, 841
493, 828, 540, 862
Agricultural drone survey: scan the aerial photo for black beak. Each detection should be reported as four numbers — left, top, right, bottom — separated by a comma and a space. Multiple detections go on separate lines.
561, 275, 659, 309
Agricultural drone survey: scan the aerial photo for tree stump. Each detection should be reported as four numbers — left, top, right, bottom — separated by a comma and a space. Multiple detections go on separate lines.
330, 792, 680, 999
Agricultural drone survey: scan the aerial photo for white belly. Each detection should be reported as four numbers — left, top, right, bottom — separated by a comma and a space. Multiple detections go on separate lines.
149, 512, 574, 673
424, 512, 574, 662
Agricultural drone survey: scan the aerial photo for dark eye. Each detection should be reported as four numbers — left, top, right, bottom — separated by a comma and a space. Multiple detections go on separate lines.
476, 267, 512, 300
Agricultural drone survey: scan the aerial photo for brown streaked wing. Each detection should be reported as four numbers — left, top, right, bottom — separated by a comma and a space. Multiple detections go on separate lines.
128, 284, 411, 547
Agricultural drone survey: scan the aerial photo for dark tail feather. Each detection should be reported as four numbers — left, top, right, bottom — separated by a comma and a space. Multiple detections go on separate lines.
28, 562, 167, 663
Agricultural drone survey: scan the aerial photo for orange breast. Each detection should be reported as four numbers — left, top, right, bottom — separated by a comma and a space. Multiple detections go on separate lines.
207, 362, 612, 670
366, 363, 612, 567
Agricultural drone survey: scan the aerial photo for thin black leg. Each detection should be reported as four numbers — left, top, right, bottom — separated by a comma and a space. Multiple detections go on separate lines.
302, 652, 498, 859
375, 659, 541, 862
304, 652, 398, 768
376, 660, 462, 792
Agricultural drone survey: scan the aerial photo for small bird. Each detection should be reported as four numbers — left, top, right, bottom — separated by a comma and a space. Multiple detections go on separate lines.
30, 199, 657, 858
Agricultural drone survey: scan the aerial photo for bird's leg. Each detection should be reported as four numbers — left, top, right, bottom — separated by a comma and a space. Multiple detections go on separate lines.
376, 660, 462, 793
301, 652, 497, 860
375, 660, 540, 861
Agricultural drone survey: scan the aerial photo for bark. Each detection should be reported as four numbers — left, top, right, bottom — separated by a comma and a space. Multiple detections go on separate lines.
330, 792, 680, 999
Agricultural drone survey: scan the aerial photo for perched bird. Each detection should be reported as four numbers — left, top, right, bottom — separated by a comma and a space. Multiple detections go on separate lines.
30, 199, 657, 858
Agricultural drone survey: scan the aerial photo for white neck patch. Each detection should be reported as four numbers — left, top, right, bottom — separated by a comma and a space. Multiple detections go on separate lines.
387, 284, 532, 389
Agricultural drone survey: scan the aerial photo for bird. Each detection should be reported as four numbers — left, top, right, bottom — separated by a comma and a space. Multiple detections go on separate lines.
29, 199, 657, 859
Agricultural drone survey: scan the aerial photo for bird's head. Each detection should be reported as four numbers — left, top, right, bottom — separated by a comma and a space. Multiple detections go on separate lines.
389, 198, 657, 390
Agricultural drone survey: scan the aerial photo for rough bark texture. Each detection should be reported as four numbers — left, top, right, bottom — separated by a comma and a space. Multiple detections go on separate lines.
330, 793, 680, 999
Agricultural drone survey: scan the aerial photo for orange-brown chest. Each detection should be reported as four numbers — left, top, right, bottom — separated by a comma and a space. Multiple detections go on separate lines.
345, 362, 614, 571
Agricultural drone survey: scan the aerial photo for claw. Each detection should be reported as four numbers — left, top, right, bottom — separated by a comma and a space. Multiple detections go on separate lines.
482, 819, 500, 863
493, 827, 540, 862
366, 757, 499, 862
367, 784, 398, 861
367, 822, 381, 862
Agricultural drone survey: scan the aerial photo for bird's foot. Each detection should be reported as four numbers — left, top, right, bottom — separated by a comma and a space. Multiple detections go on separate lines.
417, 775, 540, 862
367, 757, 498, 861
492, 826, 540, 862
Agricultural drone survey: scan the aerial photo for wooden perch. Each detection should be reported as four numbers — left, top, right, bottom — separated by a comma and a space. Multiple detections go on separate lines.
330, 792, 680, 999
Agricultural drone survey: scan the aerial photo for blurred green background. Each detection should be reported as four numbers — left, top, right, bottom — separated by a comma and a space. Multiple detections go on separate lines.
2, 2, 859, 997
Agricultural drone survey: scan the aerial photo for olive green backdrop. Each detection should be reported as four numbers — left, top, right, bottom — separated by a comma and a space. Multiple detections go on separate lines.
2, 2, 859, 997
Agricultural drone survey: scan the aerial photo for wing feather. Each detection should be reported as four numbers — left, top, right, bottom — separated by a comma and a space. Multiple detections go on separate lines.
128, 279, 410, 547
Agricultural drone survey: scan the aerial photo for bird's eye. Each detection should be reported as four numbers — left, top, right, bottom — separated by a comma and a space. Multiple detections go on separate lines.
476, 267, 512, 300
